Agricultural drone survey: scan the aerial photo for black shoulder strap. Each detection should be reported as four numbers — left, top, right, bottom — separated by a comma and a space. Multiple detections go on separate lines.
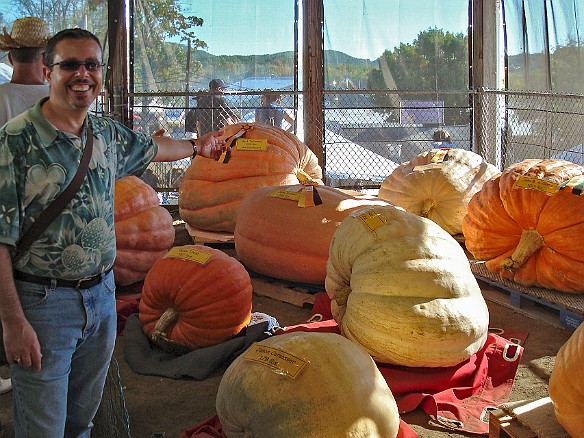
15, 124, 94, 258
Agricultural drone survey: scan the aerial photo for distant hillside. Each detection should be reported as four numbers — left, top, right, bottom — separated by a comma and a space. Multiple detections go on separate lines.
190, 49, 376, 67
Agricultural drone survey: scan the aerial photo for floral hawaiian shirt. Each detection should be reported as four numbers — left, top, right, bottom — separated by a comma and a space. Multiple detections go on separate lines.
0, 98, 157, 279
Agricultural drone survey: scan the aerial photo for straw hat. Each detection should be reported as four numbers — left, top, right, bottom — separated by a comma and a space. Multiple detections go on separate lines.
0, 17, 50, 51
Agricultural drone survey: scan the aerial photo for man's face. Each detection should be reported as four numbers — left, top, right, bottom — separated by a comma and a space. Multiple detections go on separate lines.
45, 38, 103, 110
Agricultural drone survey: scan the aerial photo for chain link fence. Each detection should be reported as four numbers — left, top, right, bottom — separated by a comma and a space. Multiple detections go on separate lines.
129, 89, 584, 200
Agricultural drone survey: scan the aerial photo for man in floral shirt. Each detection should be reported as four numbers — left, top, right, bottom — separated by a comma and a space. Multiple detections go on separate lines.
0, 28, 226, 437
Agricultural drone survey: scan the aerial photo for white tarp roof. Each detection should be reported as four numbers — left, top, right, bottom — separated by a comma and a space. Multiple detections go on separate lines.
324, 130, 398, 182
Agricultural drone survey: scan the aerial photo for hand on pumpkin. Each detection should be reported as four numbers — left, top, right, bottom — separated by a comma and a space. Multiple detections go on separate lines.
195, 131, 228, 160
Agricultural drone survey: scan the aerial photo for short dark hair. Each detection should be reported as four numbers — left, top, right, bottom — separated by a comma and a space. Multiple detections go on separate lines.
44, 28, 102, 67
433, 129, 451, 142
10, 47, 44, 63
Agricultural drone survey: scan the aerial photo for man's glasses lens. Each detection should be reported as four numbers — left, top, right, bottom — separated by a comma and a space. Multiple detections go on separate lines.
50, 61, 105, 71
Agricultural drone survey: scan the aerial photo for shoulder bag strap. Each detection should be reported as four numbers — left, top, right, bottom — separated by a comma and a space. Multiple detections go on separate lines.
15, 124, 94, 257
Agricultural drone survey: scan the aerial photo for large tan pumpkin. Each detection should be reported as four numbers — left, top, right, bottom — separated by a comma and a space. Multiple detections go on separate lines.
378, 148, 500, 235
462, 159, 584, 293
326, 205, 489, 367
549, 322, 584, 437
216, 331, 400, 438
113, 175, 175, 286
179, 123, 322, 233
234, 185, 389, 284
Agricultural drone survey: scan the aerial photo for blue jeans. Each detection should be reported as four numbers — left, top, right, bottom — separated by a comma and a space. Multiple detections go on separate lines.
10, 271, 116, 438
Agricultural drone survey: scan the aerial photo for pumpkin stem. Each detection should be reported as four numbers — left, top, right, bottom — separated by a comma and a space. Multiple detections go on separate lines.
151, 308, 179, 343
500, 229, 544, 272
420, 198, 437, 218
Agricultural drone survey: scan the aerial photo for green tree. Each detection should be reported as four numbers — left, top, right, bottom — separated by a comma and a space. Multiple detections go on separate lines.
368, 28, 469, 124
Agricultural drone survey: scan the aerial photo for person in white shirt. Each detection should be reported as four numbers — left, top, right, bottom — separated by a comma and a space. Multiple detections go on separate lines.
0, 16, 51, 126
0, 16, 51, 395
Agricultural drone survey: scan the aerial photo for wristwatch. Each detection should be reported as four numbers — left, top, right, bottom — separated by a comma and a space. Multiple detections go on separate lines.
188, 139, 197, 158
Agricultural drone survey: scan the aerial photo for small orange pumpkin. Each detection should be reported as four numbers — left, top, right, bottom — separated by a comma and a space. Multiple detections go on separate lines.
179, 123, 322, 233
139, 245, 253, 350
113, 175, 175, 286
463, 159, 584, 293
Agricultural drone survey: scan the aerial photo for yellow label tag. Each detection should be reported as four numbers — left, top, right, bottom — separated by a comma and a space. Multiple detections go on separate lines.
165, 247, 212, 265
243, 344, 308, 378
269, 188, 302, 201
413, 163, 444, 172
235, 138, 268, 151
514, 176, 558, 194
354, 209, 386, 232
431, 149, 449, 163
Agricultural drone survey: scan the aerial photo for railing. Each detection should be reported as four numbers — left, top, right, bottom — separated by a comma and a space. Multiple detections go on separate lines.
127, 88, 584, 200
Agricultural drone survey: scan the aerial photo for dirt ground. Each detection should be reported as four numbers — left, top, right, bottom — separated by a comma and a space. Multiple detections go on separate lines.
0, 223, 576, 438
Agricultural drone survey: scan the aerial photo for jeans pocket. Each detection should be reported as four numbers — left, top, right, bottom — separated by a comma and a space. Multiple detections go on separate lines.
15, 281, 49, 309
102, 271, 116, 295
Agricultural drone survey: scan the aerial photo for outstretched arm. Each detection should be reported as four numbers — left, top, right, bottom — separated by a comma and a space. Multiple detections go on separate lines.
151, 130, 227, 162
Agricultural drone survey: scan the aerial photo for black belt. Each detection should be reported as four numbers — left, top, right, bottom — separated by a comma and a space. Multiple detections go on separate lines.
13, 268, 112, 290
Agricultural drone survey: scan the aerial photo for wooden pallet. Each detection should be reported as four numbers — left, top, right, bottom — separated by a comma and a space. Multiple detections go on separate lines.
249, 272, 323, 308
489, 398, 569, 438
185, 223, 235, 245
471, 261, 584, 331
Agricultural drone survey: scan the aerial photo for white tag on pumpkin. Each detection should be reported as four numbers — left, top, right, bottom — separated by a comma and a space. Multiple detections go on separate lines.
165, 247, 212, 265
514, 176, 558, 195
243, 344, 308, 378
235, 138, 268, 151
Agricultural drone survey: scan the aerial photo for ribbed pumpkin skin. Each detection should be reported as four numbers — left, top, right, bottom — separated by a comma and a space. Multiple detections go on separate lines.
462, 159, 584, 293
139, 245, 252, 349
234, 185, 389, 284
549, 322, 584, 438
216, 332, 400, 438
179, 123, 323, 233
378, 148, 500, 235
113, 175, 175, 286
326, 205, 489, 367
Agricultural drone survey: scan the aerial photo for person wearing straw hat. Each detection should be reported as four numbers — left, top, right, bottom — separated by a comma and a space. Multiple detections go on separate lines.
0, 16, 51, 126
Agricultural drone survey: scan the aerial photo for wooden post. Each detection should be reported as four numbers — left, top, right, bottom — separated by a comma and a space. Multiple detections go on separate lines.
106, 0, 130, 126
303, 0, 325, 168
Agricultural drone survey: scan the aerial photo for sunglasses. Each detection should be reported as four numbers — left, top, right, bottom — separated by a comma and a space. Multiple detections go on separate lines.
48, 60, 105, 72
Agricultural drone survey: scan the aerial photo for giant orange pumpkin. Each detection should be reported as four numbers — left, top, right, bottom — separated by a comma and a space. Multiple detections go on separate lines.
139, 245, 253, 350
462, 159, 584, 293
179, 123, 322, 233
234, 185, 389, 284
114, 175, 175, 286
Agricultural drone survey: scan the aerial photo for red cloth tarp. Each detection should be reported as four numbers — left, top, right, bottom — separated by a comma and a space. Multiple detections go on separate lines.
180, 414, 419, 438
177, 291, 525, 437
283, 292, 525, 435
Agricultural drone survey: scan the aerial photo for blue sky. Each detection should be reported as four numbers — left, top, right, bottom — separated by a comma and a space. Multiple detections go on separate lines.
177, 0, 469, 60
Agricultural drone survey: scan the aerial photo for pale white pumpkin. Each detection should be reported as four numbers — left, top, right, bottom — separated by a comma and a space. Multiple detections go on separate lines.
549, 322, 584, 438
326, 204, 489, 367
378, 148, 500, 235
216, 331, 400, 438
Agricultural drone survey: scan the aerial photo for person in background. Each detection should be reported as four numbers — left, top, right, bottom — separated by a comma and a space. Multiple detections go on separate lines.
255, 90, 295, 133
0, 16, 51, 126
185, 78, 240, 137
431, 128, 458, 149
0, 28, 227, 437
0, 15, 51, 397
